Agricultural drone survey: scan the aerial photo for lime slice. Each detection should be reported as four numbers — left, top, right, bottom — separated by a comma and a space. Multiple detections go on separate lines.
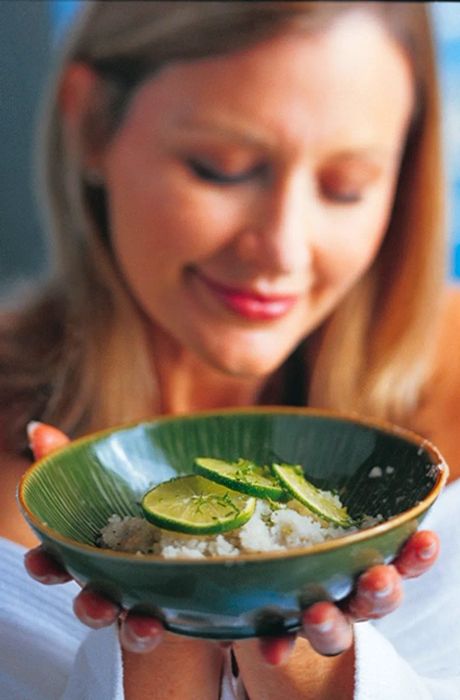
194, 457, 289, 501
271, 463, 353, 528
141, 475, 256, 535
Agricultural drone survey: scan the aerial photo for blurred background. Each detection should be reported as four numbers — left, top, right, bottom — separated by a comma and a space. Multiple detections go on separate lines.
0, 1, 459, 292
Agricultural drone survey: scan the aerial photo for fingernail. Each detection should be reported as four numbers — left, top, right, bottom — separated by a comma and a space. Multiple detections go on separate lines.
276, 639, 296, 665
31, 573, 67, 585
122, 626, 162, 653
372, 581, 393, 598
125, 635, 157, 651
77, 611, 114, 628
128, 627, 155, 641
418, 543, 436, 560
26, 421, 42, 439
127, 617, 163, 639
76, 605, 117, 627
73, 596, 118, 628
308, 618, 334, 633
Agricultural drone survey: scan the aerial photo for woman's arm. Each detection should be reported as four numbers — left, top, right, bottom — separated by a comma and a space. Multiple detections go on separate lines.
123, 634, 223, 700
409, 285, 460, 482
234, 637, 355, 700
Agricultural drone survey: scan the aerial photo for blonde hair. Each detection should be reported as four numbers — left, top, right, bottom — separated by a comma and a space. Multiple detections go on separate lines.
0, 1, 445, 452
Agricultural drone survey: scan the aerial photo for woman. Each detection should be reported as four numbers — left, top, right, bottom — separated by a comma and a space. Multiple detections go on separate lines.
1, 2, 459, 698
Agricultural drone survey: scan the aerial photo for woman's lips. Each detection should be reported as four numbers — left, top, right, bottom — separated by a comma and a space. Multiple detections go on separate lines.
195, 271, 299, 321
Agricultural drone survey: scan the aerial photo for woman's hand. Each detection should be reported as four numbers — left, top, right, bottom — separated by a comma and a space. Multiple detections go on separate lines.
24, 421, 166, 653
24, 422, 440, 660
253, 529, 439, 665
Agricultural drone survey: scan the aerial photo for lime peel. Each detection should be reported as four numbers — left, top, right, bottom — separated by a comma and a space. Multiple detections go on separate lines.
271, 463, 353, 528
194, 457, 289, 501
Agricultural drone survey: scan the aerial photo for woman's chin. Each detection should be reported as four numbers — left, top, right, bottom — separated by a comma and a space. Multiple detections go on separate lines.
198, 343, 292, 380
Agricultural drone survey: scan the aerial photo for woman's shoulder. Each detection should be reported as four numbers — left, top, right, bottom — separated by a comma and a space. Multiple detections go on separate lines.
436, 283, 460, 341
428, 284, 460, 390
409, 284, 460, 480
0, 293, 65, 456
428, 283, 460, 397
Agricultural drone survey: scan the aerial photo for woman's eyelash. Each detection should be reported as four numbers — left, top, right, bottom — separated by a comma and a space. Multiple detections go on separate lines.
333, 192, 362, 203
187, 159, 363, 203
187, 159, 262, 185
323, 189, 363, 204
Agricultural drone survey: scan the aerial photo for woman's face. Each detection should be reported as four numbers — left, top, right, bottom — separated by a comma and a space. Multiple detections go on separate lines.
97, 11, 414, 378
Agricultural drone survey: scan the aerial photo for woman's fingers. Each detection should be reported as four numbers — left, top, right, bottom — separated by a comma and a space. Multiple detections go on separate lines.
119, 612, 165, 653
346, 564, 403, 621
257, 601, 354, 664
258, 560, 408, 662
74, 591, 165, 651
24, 424, 73, 586
258, 634, 297, 665
27, 421, 70, 459
393, 530, 440, 579
301, 601, 353, 656
73, 587, 121, 629
25, 422, 165, 652
255, 562, 405, 663
24, 545, 72, 584
28, 564, 164, 649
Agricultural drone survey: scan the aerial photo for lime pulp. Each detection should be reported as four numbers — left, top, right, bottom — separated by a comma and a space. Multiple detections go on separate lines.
141, 474, 256, 535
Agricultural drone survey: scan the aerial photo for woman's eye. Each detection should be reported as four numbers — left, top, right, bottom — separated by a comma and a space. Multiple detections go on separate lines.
323, 188, 363, 204
187, 159, 264, 185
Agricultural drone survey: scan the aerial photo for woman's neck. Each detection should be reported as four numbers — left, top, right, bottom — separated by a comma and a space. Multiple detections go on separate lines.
148, 329, 274, 415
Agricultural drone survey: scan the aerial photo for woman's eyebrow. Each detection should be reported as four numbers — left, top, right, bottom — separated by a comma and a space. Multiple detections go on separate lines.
171, 116, 276, 147
328, 147, 402, 164
170, 118, 403, 166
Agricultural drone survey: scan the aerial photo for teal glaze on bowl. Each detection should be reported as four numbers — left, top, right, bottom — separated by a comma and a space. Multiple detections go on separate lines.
18, 408, 448, 639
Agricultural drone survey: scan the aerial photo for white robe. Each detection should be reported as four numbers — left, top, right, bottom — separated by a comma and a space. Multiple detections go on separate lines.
1, 479, 460, 699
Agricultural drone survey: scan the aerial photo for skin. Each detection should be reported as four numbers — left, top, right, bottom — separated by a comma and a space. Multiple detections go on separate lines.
18, 11, 443, 700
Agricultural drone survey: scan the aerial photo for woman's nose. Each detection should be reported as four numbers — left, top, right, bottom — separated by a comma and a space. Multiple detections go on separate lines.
235, 172, 314, 276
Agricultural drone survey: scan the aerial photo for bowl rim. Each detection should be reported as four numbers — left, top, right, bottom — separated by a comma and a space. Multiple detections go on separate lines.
18, 406, 449, 564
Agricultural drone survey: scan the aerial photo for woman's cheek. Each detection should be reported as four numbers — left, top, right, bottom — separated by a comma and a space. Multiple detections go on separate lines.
317, 223, 384, 294
147, 186, 247, 261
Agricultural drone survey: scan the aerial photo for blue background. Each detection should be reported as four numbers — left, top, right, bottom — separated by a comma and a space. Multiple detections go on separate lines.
433, 4, 460, 277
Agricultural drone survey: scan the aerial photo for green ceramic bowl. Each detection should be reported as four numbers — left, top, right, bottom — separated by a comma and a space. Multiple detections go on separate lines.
18, 408, 447, 640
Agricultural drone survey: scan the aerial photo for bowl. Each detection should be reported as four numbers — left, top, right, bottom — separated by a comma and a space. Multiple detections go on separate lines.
18, 407, 447, 640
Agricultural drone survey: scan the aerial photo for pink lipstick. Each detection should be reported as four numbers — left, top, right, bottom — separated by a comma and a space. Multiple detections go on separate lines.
196, 272, 298, 321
